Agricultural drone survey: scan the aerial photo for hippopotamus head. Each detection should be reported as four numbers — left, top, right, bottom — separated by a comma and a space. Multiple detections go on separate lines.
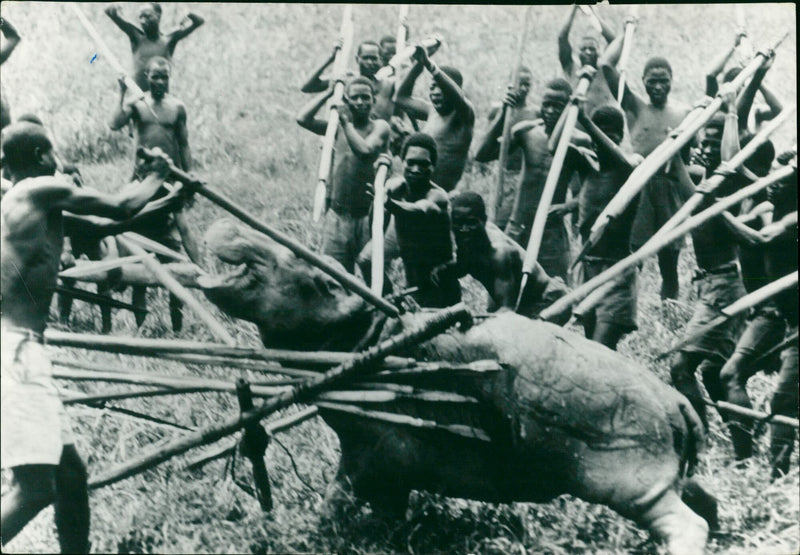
198, 219, 374, 351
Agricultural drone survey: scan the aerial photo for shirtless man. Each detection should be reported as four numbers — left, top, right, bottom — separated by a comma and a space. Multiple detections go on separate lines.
395, 45, 475, 192
297, 76, 390, 273
379, 35, 397, 67
668, 103, 748, 430
719, 153, 797, 478
574, 104, 644, 350
1, 17, 22, 130
474, 67, 539, 228
359, 133, 460, 308
110, 57, 199, 330
450, 191, 570, 323
558, 4, 618, 116
0, 122, 171, 553
105, 2, 204, 91
601, 50, 691, 300
504, 77, 597, 281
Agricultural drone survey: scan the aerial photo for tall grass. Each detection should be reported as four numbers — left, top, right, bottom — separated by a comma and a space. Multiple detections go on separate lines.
1, 2, 797, 553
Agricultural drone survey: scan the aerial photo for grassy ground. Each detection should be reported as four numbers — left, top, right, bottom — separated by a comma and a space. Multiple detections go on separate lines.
1, 2, 797, 553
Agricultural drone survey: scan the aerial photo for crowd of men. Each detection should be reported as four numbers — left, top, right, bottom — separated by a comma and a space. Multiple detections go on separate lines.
0, 4, 797, 552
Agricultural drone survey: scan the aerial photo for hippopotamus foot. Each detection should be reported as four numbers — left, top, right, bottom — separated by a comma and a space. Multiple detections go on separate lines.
636, 489, 708, 555
681, 479, 719, 532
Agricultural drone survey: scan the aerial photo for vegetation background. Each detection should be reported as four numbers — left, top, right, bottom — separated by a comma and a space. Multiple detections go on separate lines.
0, 2, 797, 553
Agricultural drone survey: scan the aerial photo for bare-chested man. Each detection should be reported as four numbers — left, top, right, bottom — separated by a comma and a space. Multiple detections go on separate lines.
0, 122, 172, 553
601, 49, 691, 300
105, 2, 204, 92
110, 56, 199, 330
297, 76, 390, 273
395, 46, 475, 192
474, 67, 539, 228
450, 191, 570, 323
558, 4, 618, 117
504, 76, 597, 281
573, 104, 644, 350
1, 17, 22, 130
359, 133, 460, 308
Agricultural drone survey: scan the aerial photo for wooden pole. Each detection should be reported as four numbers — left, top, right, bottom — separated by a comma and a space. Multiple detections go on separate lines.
116, 236, 237, 345
121, 232, 189, 262
396, 5, 409, 53
377, 36, 442, 82
313, 4, 354, 222
539, 164, 796, 321
616, 6, 640, 103
489, 5, 532, 223
370, 160, 390, 295
647, 107, 796, 244
65, 261, 203, 289
55, 284, 147, 317
577, 40, 786, 262
709, 400, 799, 429
577, 5, 603, 34
86, 304, 469, 489
45, 330, 417, 369
515, 71, 593, 311
657, 272, 798, 359
59, 255, 148, 280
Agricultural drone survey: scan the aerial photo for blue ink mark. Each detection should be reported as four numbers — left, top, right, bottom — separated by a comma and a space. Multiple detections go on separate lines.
90, 54, 98, 64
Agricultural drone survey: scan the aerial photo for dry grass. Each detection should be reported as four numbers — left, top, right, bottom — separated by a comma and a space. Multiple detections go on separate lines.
1, 2, 797, 554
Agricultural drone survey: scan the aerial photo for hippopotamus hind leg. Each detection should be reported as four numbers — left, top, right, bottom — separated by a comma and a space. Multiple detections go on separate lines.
637, 489, 708, 555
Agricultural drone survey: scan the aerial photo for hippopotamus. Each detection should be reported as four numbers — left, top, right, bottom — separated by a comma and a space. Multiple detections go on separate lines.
197, 218, 717, 555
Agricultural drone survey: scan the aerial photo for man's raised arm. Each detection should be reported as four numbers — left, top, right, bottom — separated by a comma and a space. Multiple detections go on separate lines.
736, 50, 778, 131
167, 12, 205, 53
557, 5, 578, 75
338, 110, 390, 158
0, 18, 21, 65
576, 105, 638, 171
300, 44, 338, 94
417, 47, 474, 123
296, 86, 336, 135
104, 4, 141, 43
387, 187, 448, 216
395, 54, 430, 121
109, 78, 139, 130
599, 34, 640, 119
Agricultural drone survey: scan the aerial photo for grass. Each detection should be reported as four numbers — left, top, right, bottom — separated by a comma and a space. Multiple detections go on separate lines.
1, 2, 797, 553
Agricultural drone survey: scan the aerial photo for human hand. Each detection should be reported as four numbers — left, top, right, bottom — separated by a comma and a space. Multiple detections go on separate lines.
430, 262, 451, 287
337, 104, 351, 125
375, 152, 393, 169
502, 85, 521, 108
548, 203, 569, 217
105, 4, 121, 17
734, 29, 747, 47
718, 82, 737, 108
186, 13, 204, 25
576, 65, 597, 82
413, 44, 431, 69
776, 149, 797, 166
332, 38, 343, 57
60, 251, 76, 271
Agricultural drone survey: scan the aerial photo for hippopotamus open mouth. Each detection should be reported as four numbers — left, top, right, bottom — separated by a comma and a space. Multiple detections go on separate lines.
198, 218, 374, 351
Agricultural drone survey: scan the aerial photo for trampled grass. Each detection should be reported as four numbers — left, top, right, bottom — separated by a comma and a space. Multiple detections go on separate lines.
1, 2, 797, 554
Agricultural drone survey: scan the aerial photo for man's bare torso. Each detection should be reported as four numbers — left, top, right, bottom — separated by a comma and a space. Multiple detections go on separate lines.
423, 105, 474, 192
134, 93, 184, 167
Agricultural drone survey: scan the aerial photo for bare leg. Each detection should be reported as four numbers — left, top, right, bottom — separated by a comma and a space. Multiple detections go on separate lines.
658, 250, 680, 301
1, 465, 57, 547
54, 445, 90, 554
670, 352, 707, 428
720, 353, 759, 459
769, 342, 798, 478
58, 278, 76, 325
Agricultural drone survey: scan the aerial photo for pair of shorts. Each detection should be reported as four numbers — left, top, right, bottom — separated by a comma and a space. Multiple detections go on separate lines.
733, 304, 787, 373
629, 172, 694, 252
575, 258, 638, 332
1, 330, 74, 468
321, 210, 371, 274
680, 268, 747, 361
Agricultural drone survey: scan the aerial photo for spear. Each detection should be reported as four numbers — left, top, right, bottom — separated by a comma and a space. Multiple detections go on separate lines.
488, 5, 532, 223
136, 146, 400, 317
616, 6, 640, 103
396, 5, 409, 53
539, 163, 796, 321
59, 254, 148, 280
376, 35, 442, 82
515, 70, 593, 311
574, 37, 787, 267
370, 157, 391, 295
86, 304, 469, 489
734, 5, 755, 65
656, 272, 799, 360
313, 5, 354, 222
648, 106, 796, 244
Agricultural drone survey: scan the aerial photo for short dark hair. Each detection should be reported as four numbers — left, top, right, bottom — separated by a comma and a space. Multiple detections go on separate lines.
347, 76, 375, 96
141, 2, 162, 16
401, 132, 438, 166
590, 105, 624, 138
643, 56, 672, 77
1, 122, 53, 169
379, 35, 396, 46
16, 113, 45, 126
440, 65, 463, 88
741, 134, 776, 177
147, 56, 171, 73
545, 77, 572, 97
357, 41, 380, 56
451, 190, 486, 221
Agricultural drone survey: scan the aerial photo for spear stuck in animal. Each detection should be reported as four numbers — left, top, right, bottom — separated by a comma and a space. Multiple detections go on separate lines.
370, 157, 391, 295
136, 147, 400, 317
87, 304, 470, 489
539, 163, 797, 321
573, 35, 788, 267
656, 272, 799, 360
313, 4, 354, 223
515, 70, 593, 311
488, 5, 532, 224
615, 5, 640, 103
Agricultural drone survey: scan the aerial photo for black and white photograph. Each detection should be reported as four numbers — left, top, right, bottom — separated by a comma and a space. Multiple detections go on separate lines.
0, 2, 797, 553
